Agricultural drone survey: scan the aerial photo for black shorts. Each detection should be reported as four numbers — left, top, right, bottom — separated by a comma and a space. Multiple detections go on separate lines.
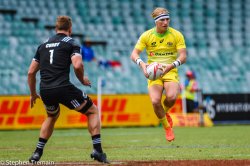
40, 85, 92, 113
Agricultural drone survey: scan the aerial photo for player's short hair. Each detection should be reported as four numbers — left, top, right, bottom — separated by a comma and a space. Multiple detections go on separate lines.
55, 16, 72, 31
151, 7, 170, 19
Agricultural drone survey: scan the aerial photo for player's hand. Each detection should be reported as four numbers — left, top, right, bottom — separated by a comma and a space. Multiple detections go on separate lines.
140, 62, 149, 78
160, 64, 173, 77
30, 93, 40, 108
83, 76, 91, 87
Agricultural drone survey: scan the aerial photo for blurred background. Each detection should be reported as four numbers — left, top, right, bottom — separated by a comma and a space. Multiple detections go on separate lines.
1, 0, 250, 95
0, 0, 249, 128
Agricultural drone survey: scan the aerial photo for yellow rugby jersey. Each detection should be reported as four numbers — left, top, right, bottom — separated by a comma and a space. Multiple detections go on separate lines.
135, 27, 186, 65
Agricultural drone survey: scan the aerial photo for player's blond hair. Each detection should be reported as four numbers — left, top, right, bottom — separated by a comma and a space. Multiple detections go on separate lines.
55, 16, 72, 31
151, 7, 169, 19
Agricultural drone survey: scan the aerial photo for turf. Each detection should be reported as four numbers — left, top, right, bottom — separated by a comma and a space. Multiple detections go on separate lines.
0, 125, 250, 162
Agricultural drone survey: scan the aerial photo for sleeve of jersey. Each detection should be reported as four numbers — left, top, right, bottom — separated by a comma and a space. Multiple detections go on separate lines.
33, 46, 40, 62
134, 32, 147, 51
176, 32, 186, 50
70, 39, 81, 57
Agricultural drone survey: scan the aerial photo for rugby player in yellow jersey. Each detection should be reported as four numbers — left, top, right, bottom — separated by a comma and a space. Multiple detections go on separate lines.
130, 7, 187, 142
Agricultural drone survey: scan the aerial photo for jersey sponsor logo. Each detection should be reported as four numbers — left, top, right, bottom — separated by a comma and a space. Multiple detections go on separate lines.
149, 52, 173, 56
151, 42, 157, 47
154, 52, 174, 56
167, 42, 173, 47
71, 99, 81, 108
45, 42, 60, 48
62, 37, 72, 42
150, 52, 155, 56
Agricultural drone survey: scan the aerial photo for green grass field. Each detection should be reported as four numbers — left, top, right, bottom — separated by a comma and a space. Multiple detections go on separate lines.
0, 125, 250, 162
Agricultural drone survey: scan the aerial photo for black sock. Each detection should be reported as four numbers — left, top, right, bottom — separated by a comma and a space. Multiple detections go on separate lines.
35, 137, 47, 154
92, 134, 103, 153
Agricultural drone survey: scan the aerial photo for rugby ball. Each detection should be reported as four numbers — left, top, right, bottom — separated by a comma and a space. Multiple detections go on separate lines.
146, 62, 164, 80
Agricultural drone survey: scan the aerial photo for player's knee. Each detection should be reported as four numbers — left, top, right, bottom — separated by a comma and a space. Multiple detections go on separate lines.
151, 99, 162, 108
78, 96, 93, 114
164, 96, 177, 106
47, 112, 60, 123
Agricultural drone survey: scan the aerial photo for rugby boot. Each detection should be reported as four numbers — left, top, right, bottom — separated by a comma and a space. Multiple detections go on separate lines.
90, 150, 110, 164
29, 151, 42, 163
165, 127, 175, 142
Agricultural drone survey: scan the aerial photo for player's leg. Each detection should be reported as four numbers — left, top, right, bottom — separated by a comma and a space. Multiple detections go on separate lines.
40, 108, 60, 139
63, 85, 109, 163
29, 88, 61, 163
163, 81, 180, 128
74, 99, 109, 163
74, 100, 102, 151
148, 84, 165, 119
148, 83, 174, 142
161, 71, 180, 128
163, 82, 180, 111
162, 70, 180, 111
83, 104, 109, 163
161, 82, 179, 142
29, 104, 60, 163
84, 104, 100, 136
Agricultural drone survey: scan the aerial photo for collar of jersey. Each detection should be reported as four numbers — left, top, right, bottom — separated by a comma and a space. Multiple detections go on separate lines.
57, 33, 67, 36
153, 27, 170, 37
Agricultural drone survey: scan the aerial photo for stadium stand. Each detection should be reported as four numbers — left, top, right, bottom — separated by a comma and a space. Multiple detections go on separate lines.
0, 0, 249, 94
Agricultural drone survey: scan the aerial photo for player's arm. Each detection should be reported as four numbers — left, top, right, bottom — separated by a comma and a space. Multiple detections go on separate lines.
162, 48, 187, 75
27, 60, 40, 108
162, 29, 187, 75
130, 48, 149, 78
177, 48, 187, 65
71, 54, 91, 87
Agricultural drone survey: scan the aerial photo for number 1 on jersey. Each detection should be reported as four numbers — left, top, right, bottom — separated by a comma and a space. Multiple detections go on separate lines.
49, 49, 54, 64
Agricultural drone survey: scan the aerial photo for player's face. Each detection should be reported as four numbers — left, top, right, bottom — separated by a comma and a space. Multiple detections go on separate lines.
156, 18, 170, 33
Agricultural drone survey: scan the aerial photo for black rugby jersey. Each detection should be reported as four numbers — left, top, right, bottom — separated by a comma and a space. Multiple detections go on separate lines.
34, 33, 81, 89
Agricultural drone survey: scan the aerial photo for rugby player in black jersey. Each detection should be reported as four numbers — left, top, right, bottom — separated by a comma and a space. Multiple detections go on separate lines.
27, 16, 109, 164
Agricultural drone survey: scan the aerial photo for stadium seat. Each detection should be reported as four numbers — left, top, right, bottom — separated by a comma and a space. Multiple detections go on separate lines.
0, 0, 249, 94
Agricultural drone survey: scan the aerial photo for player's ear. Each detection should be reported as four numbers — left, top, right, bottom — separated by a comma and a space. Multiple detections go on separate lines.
69, 27, 72, 36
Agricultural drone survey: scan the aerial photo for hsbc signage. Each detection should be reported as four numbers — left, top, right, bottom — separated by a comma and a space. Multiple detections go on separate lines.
216, 103, 250, 112
203, 94, 250, 124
